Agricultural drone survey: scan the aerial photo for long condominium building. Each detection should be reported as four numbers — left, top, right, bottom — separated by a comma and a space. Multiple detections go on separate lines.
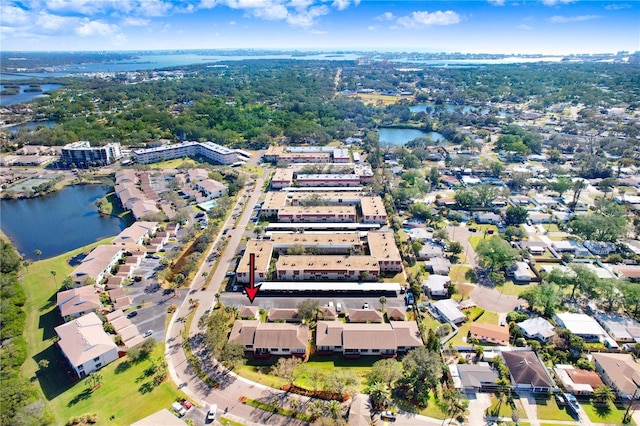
61, 141, 122, 166
277, 206, 357, 223
270, 232, 363, 254
133, 141, 247, 165
276, 255, 380, 281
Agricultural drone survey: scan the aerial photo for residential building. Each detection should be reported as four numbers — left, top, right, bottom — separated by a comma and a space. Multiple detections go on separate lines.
70, 245, 123, 286
112, 221, 158, 247
132, 141, 244, 165
236, 241, 273, 284
433, 299, 465, 324
267, 308, 300, 323
596, 314, 640, 343
276, 255, 379, 281
269, 232, 362, 255
360, 197, 388, 225
61, 141, 122, 166
451, 363, 500, 391
348, 309, 384, 323
470, 324, 510, 346
228, 320, 309, 358
315, 321, 422, 358
54, 312, 119, 378
502, 350, 557, 393
554, 364, 604, 396
518, 317, 555, 341
592, 353, 640, 399
271, 168, 294, 189
423, 274, 450, 298
424, 258, 452, 275
367, 231, 402, 272
296, 174, 361, 187
554, 313, 608, 342
512, 262, 535, 282
277, 206, 357, 223
57, 286, 101, 320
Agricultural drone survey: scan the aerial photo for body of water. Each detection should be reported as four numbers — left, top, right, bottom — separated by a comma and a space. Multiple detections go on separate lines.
0, 83, 62, 106
5, 120, 57, 133
0, 184, 125, 260
378, 128, 446, 146
410, 103, 476, 114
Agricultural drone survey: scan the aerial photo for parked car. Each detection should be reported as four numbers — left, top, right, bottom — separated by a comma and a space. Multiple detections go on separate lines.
143, 330, 153, 338
126, 310, 138, 319
336, 303, 342, 313
405, 292, 415, 305
468, 227, 477, 232
171, 401, 187, 417
380, 411, 396, 422
207, 404, 217, 421
362, 302, 369, 309
180, 399, 193, 409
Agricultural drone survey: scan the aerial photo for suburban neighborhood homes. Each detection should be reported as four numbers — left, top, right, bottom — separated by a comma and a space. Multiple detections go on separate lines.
501, 350, 558, 393
592, 353, 640, 399
228, 320, 309, 358
54, 312, 120, 379
316, 320, 423, 358
186, 168, 228, 199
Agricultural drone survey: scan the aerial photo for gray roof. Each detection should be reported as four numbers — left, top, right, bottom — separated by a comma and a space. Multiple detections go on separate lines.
457, 364, 499, 389
502, 351, 555, 388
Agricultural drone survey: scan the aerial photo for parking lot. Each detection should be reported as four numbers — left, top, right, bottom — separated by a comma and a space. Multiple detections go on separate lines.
123, 256, 187, 341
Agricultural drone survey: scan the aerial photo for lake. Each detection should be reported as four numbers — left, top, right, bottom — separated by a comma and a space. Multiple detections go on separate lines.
6, 120, 57, 133
378, 128, 445, 146
0, 83, 62, 106
0, 184, 126, 260
410, 103, 476, 114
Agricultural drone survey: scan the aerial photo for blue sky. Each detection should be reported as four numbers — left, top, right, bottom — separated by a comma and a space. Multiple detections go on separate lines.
1, 0, 638, 54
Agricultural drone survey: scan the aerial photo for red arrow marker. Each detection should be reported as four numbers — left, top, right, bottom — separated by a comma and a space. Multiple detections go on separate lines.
244, 253, 260, 303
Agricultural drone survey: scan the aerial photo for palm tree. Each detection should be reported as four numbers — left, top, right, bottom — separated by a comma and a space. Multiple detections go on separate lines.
326, 400, 343, 421
34, 249, 42, 261
593, 385, 614, 405
50, 270, 57, 287
379, 296, 387, 310
367, 381, 391, 410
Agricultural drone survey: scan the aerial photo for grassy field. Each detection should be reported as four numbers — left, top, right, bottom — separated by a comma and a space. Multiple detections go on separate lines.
393, 391, 449, 420
485, 396, 527, 419
581, 401, 634, 425
468, 235, 484, 250
220, 417, 245, 426
151, 158, 198, 169
349, 93, 413, 105
449, 265, 473, 283
21, 237, 114, 381
496, 280, 536, 296
533, 395, 575, 421
48, 345, 186, 425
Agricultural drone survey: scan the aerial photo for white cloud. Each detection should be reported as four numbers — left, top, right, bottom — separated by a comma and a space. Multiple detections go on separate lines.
397, 10, 460, 28
289, 0, 313, 10
122, 17, 150, 26
253, 4, 288, 20
605, 3, 632, 10
35, 11, 79, 32
488, 0, 505, 5
286, 4, 328, 28
541, 0, 576, 6
550, 14, 599, 23
1, 5, 30, 26
517, 24, 532, 30
137, 0, 172, 17
332, 0, 360, 11
45, 0, 124, 15
76, 19, 119, 36
228, 20, 237, 25
376, 11, 394, 21
367, 25, 376, 30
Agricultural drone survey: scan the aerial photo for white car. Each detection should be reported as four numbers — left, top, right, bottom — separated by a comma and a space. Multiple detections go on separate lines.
207, 404, 217, 421
171, 401, 187, 417
143, 330, 153, 338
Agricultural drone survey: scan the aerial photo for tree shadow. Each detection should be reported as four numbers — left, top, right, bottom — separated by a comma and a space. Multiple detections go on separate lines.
67, 387, 93, 407
115, 360, 131, 374
33, 345, 74, 400
38, 308, 64, 341
39, 293, 58, 312
593, 403, 612, 418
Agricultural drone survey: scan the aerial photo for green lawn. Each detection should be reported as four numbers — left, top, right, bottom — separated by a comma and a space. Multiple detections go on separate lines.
495, 280, 536, 296
236, 363, 288, 390
449, 265, 473, 283
48, 345, 187, 426
534, 396, 575, 421
485, 396, 526, 419
22, 238, 114, 381
220, 417, 245, 426
582, 401, 634, 425
468, 235, 484, 250
151, 158, 198, 169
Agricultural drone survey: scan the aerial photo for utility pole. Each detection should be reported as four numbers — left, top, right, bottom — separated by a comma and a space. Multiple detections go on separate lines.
623, 388, 638, 424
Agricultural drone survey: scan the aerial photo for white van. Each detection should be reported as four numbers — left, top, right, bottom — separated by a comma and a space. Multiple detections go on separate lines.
172, 401, 187, 417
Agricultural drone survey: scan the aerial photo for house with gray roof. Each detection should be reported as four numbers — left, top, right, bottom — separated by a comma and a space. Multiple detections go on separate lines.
228, 320, 309, 358
433, 299, 465, 325
451, 363, 499, 391
592, 353, 640, 399
518, 317, 555, 341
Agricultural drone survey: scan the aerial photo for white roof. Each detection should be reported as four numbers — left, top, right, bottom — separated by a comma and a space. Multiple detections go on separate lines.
434, 299, 465, 323
555, 313, 607, 337
259, 282, 401, 292
424, 274, 451, 292
518, 317, 555, 339
54, 312, 117, 367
